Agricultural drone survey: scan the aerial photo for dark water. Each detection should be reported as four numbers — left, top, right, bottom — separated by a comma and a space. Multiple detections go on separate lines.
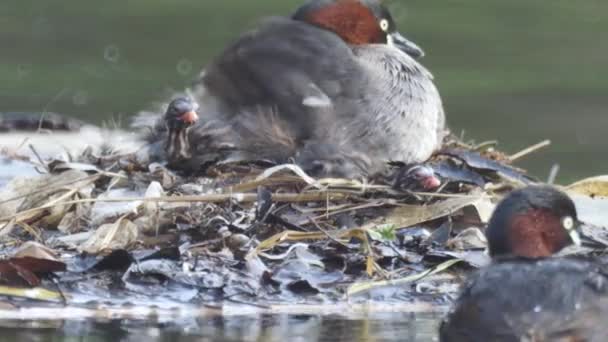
0, 312, 440, 342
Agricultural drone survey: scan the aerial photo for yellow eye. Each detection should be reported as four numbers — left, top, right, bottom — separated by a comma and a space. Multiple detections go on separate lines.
380, 19, 389, 32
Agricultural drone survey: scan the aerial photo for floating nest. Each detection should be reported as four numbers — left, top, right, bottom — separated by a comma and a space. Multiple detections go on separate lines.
0, 133, 607, 311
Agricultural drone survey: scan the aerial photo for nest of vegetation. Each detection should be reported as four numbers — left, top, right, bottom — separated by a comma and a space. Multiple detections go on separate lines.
0, 133, 607, 311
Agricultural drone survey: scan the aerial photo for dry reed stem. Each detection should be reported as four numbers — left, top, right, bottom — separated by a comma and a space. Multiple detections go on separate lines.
509, 139, 551, 162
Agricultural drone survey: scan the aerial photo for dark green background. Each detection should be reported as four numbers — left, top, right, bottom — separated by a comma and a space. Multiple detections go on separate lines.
1, 0, 606, 182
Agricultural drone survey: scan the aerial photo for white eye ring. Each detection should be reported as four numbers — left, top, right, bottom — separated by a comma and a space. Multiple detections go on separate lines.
380, 19, 389, 32
562, 216, 574, 230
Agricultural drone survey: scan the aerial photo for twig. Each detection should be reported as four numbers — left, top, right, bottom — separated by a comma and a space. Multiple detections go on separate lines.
473, 140, 498, 151
18, 221, 43, 242
28, 144, 49, 173
308, 217, 350, 249
0, 177, 99, 225
509, 140, 551, 162
0, 192, 349, 223
0, 173, 103, 206
0, 169, 125, 204
347, 259, 462, 296
300, 201, 387, 225
547, 164, 560, 185
409, 191, 483, 199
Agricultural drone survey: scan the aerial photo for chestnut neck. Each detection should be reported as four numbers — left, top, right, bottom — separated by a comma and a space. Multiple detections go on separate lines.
301, 1, 385, 45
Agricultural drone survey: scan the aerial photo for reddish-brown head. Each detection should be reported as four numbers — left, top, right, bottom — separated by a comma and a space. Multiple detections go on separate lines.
486, 186, 581, 259
292, 0, 425, 58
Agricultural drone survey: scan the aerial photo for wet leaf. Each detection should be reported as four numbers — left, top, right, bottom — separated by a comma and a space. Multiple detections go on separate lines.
423, 221, 451, 247
447, 228, 488, 250
255, 231, 328, 254
1, 170, 95, 229
470, 196, 495, 223
122, 259, 200, 302
138, 247, 181, 262
79, 216, 138, 254
425, 250, 490, 268
0, 256, 66, 286
259, 243, 323, 268
0, 286, 62, 301
438, 149, 534, 184
138, 181, 165, 235
245, 253, 269, 281
347, 259, 463, 296
143, 181, 164, 211
57, 211, 81, 233
124, 259, 192, 284
286, 279, 319, 295
47, 160, 101, 174
12, 241, 60, 261
90, 188, 142, 225
431, 160, 486, 187
255, 186, 273, 221
272, 259, 343, 296
69, 249, 134, 272
360, 192, 486, 230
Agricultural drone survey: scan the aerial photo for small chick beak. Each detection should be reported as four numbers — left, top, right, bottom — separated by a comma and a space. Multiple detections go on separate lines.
422, 174, 442, 190
388, 32, 425, 59
393, 164, 441, 192
179, 111, 199, 125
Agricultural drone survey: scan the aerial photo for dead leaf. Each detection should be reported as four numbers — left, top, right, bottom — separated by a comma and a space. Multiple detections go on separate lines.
80, 216, 138, 254
470, 196, 495, 223
447, 227, 488, 250
1, 170, 95, 229
566, 175, 608, 197
0, 256, 66, 286
57, 211, 81, 233
347, 259, 462, 297
12, 241, 60, 261
361, 192, 486, 230
0, 286, 62, 301
90, 188, 143, 226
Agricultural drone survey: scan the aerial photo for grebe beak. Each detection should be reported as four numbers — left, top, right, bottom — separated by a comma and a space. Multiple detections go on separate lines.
178, 111, 199, 125
388, 32, 425, 59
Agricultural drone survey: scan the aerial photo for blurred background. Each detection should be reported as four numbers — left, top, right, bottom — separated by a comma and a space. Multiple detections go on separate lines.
1, 0, 606, 182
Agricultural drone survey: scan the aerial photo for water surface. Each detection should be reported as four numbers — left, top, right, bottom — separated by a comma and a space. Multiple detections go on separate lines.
0, 312, 441, 342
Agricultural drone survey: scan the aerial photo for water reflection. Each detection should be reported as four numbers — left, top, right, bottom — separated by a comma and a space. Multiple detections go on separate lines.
0, 313, 441, 342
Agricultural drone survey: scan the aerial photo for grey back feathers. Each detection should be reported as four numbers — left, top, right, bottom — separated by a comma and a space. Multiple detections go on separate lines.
138, 15, 445, 178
